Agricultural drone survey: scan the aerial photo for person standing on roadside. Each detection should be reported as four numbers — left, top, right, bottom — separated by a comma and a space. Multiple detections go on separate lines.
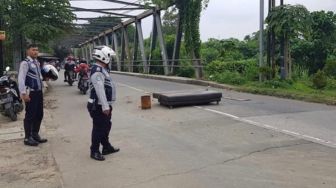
87, 46, 119, 161
18, 44, 47, 146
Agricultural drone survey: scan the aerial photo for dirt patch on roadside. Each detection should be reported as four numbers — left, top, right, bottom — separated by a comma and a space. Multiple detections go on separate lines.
44, 98, 58, 110
0, 140, 62, 188
0, 88, 62, 188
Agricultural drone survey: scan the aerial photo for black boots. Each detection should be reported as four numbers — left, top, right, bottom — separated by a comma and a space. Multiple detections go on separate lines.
102, 145, 120, 155
24, 137, 39, 146
90, 152, 105, 161
32, 133, 48, 143
91, 146, 120, 161
24, 134, 47, 146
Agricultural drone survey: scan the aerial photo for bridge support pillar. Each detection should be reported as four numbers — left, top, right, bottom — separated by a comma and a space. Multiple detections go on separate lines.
135, 19, 148, 74
154, 10, 169, 75
112, 31, 121, 71
172, 10, 183, 75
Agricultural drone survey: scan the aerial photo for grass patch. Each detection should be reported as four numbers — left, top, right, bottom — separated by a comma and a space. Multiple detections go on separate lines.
235, 81, 336, 105
204, 59, 336, 105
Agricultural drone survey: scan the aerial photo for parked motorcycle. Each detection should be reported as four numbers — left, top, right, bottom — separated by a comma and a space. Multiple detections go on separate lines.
78, 70, 89, 94
0, 67, 24, 121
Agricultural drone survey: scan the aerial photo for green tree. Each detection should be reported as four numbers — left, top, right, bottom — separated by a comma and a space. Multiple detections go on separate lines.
266, 4, 311, 79
2, 0, 75, 67
290, 11, 336, 74
162, 7, 178, 35
309, 11, 336, 73
143, 0, 209, 78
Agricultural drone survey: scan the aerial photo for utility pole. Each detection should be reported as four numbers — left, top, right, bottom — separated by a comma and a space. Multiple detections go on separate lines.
280, 0, 286, 79
0, 17, 4, 77
259, 0, 264, 81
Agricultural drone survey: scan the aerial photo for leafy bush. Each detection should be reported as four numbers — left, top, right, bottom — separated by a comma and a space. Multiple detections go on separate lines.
205, 59, 257, 75
312, 70, 328, 89
326, 78, 336, 90
245, 64, 259, 81
259, 66, 273, 79
292, 65, 310, 81
176, 66, 195, 78
262, 79, 292, 89
201, 48, 220, 64
323, 59, 336, 78
212, 71, 247, 85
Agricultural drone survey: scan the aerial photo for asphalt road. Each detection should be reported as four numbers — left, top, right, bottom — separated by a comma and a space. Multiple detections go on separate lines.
47, 71, 336, 188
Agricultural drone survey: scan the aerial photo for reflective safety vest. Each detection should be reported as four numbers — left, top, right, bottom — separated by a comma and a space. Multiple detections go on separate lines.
24, 58, 43, 91
89, 64, 116, 103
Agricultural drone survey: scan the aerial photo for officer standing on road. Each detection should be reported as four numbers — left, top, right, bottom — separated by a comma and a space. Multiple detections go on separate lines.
18, 44, 48, 146
87, 45, 120, 161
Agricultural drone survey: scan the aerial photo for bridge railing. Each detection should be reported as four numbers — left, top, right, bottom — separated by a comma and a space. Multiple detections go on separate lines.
109, 58, 206, 79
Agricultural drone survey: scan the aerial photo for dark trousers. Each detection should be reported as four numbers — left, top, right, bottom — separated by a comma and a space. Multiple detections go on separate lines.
64, 71, 68, 80
87, 103, 112, 153
24, 91, 44, 138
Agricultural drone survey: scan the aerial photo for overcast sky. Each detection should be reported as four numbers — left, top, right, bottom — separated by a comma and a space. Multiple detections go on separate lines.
71, 0, 336, 41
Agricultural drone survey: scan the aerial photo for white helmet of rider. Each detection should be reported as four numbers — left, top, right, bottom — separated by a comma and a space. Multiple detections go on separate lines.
92, 45, 116, 64
42, 64, 59, 81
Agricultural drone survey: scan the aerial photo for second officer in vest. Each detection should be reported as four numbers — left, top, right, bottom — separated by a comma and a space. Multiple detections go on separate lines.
87, 46, 120, 161
18, 44, 47, 146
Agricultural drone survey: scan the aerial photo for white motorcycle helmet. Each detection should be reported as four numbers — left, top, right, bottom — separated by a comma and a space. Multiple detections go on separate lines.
42, 64, 59, 81
92, 46, 116, 64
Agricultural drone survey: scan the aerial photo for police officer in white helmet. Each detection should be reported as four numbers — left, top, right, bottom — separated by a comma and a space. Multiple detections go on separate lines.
87, 45, 120, 161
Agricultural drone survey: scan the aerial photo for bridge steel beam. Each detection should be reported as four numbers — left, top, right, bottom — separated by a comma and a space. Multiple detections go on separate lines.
171, 10, 183, 74
131, 23, 138, 73
89, 42, 93, 60
76, 7, 176, 76
105, 33, 110, 46
135, 19, 148, 74
101, 0, 151, 8
79, 8, 156, 46
112, 32, 121, 71
120, 28, 126, 70
149, 13, 158, 69
154, 10, 169, 75
121, 26, 131, 72
86, 44, 90, 61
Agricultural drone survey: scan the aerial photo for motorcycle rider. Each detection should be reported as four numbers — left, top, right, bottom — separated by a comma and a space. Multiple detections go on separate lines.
75, 59, 89, 80
75, 59, 90, 90
87, 46, 119, 161
64, 56, 76, 82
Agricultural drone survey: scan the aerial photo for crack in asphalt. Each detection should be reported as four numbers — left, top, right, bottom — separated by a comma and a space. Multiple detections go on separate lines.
121, 141, 311, 188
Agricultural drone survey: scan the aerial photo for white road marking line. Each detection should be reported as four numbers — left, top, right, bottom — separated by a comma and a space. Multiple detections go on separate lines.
117, 83, 146, 92
195, 106, 336, 148
223, 96, 251, 101
117, 82, 336, 148
194, 106, 239, 119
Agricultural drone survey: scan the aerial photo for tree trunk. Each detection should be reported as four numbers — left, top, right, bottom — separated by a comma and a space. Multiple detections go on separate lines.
280, 33, 286, 80
192, 50, 203, 79
271, 31, 276, 78
284, 33, 290, 79
288, 42, 292, 79
12, 34, 23, 71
